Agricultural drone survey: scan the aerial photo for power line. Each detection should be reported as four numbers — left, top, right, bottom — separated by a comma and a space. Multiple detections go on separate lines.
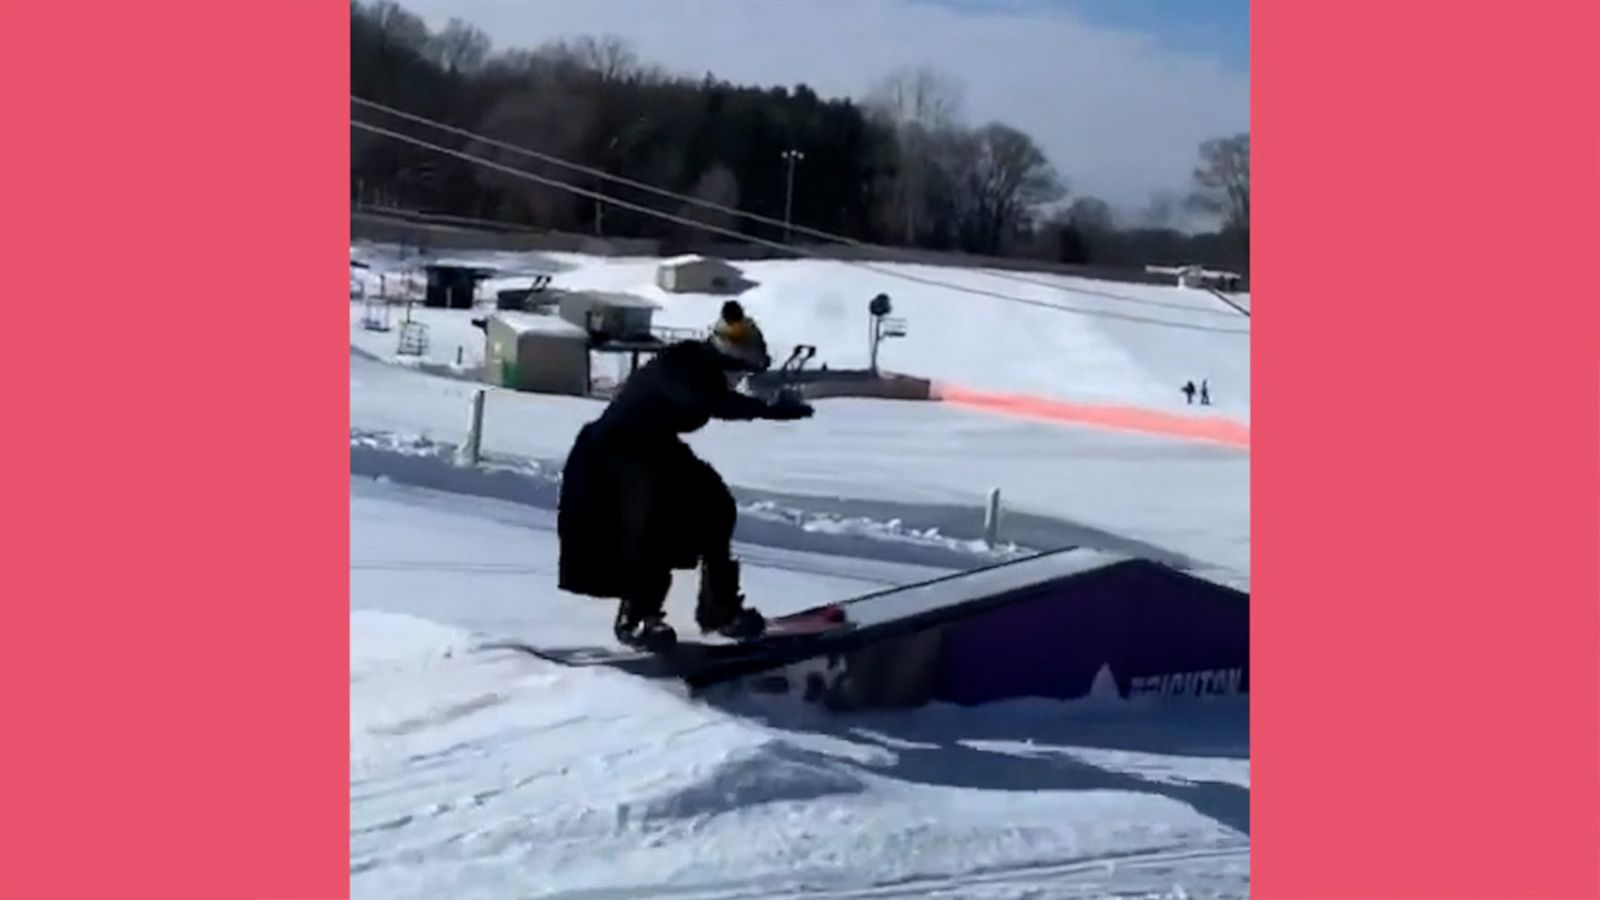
352, 95, 1247, 320
352, 117, 1249, 336
351, 117, 1249, 336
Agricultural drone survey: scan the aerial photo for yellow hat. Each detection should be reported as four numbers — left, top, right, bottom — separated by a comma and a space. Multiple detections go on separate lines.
710, 316, 770, 370
714, 318, 754, 343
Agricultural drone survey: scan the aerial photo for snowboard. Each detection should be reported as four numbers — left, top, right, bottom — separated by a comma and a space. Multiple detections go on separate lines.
504, 603, 854, 678
700, 603, 848, 643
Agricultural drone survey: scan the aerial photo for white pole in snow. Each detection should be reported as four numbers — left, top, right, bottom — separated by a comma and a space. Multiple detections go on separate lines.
983, 487, 1002, 548
462, 389, 486, 466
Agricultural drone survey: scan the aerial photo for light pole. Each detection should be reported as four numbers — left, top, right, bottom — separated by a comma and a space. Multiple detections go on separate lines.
782, 149, 805, 241
868, 293, 892, 373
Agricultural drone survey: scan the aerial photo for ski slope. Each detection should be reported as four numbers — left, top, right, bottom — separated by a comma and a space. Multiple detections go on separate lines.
350, 348, 1248, 587
350, 479, 1250, 899
350, 245, 1251, 423
349, 243, 1250, 896
347, 239, 1246, 605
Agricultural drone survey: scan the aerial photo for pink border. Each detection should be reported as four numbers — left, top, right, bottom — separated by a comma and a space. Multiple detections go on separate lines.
1254, 0, 1600, 896
1, 2, 349, 897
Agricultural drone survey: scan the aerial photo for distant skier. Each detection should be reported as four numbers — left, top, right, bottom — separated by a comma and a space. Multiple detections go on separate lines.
1200, 380, 1211, 406
557, 304, 814, 651
1182, 380, 1197, 405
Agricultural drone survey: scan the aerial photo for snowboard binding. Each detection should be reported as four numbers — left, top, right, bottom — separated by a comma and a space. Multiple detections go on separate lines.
696, 559, 767, 641
614, 608, 678, 652
700, 607, 767, 641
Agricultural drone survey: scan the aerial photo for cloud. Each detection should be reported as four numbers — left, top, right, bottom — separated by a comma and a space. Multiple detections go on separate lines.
389, 0, 1249, 221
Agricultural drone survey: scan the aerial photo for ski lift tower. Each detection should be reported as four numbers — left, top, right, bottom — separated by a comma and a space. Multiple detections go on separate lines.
396, 300, 429, 357
868, 293, 906, 373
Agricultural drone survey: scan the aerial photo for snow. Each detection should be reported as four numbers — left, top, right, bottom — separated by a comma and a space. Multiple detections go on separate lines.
350, 350, 1248, 587
540, 252, 1249, 421
349, 428, 1039, 566
350, 480, 1250, 899
349, 478, 937, 642
352, 244, 1251, 422
491, 311, 587, 338
349, 241, 1249, 897
660, 253, 714, 265
350, 303, 487, 372
582, 289, 661, 308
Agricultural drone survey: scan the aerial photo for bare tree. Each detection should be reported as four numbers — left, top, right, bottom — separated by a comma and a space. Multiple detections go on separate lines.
1140, 189, 1180, 229
1188, 133, 1249, 231
480, 47, 535, 79
571, 35, 639, 83
1067, 196, 1115, 234
865, 66, 964, 129
957, 123, 1066, 253
366, 0, 430, 51
468, 88, 597, 229
676, 164, 741, 243
865, 66, 965, 244
428, 18, 491, 74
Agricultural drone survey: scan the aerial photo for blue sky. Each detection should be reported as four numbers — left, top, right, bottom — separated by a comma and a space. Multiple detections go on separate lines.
1061, 0, 1249, 72
402, 0, 1250, 219
913, 0, 1249, 72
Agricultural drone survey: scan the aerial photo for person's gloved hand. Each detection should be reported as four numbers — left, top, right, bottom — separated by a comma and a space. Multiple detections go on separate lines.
766, 391, 815, 421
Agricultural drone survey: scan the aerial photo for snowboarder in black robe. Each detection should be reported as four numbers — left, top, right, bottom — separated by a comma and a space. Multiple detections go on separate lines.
557, 307, 813, 650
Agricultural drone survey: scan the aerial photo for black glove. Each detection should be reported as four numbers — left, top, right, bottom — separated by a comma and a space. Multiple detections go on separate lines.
765, 393, 814, 421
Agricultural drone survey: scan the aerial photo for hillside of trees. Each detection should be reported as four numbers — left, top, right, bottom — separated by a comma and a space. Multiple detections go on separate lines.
351, 1, 1249, 275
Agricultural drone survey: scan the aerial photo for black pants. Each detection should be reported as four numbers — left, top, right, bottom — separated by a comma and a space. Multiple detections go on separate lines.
558, 423, 737, 619
616, 440, 737, 620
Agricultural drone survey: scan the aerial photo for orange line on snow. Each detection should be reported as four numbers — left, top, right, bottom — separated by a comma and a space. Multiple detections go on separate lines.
930, 383, 1251, 450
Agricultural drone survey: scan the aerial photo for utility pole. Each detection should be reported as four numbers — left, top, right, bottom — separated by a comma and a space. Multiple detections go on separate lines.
782, 149, 805, 241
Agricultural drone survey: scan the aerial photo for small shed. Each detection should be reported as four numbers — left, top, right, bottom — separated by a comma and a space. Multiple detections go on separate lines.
483, 312, 590, 396
557, 290, 660, 342
655, 255, 745, 294
424, 263, 497, 309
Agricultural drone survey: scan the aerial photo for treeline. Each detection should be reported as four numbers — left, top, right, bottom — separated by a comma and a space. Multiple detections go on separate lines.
351, 1, 1249, 274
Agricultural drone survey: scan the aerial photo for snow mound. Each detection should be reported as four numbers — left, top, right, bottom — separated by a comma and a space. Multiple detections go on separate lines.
349, 430, 459, 458
348, 594, 1248, 900
350, 426, 1024, 564
350, 610, 474, 680
634, 740, 868, 822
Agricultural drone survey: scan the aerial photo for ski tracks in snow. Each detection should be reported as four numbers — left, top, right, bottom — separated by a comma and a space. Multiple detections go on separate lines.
529, 844, 1250, 900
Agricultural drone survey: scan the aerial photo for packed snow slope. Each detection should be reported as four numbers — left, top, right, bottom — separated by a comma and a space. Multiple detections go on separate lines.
350, 480, 1250, 899
350, 349, 1249, 587
350, 243, 1249, 584
349, 245, 1251, 897
350, 244, 1251, 424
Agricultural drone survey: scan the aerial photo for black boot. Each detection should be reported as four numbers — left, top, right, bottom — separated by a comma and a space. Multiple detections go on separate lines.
614, 600, 677, 652
696, 558, 766, 640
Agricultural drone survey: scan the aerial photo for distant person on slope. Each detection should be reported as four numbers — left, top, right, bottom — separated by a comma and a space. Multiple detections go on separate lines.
557, 304, 814, 651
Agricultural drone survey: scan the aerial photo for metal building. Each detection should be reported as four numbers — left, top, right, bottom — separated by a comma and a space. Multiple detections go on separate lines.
482, 312, 591, 396
655, 255, 747, 294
